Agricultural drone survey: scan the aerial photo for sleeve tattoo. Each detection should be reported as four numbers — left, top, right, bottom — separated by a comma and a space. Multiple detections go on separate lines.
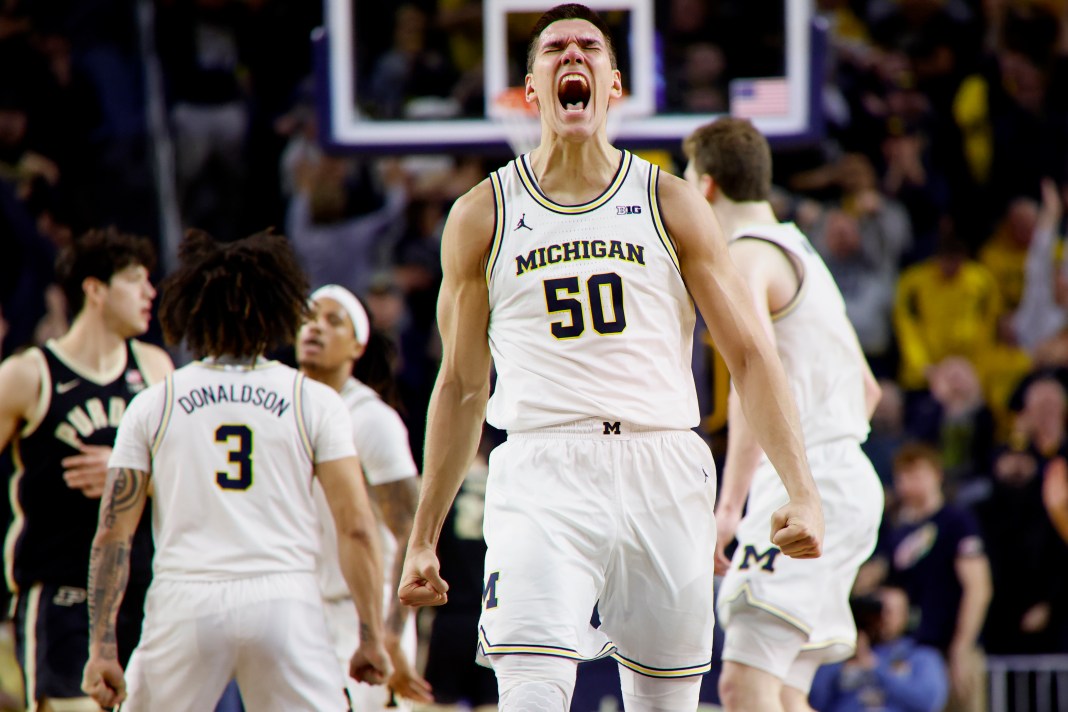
371, 478, 419, 636
88, 467, 149, 660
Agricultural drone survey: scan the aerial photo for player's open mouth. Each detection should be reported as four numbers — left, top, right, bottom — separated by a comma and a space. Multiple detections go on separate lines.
301, 338, 324, 350
558, 73, 590, 112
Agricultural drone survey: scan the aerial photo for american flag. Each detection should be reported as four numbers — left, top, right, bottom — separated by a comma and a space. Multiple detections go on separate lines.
729, 78, 789, 118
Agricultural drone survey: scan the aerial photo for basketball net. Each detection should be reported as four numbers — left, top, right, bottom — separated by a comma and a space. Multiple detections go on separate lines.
490, 87, 628, 158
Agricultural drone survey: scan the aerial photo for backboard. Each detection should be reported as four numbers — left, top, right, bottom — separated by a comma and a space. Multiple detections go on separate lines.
316, 0, 824, 154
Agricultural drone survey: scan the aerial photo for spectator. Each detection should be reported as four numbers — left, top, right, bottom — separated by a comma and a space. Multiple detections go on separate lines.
893, 227, 1000, 393
906, 356, 994, 501
980, 196, 1039, 315
802, 154, 912, 375
285, 157, 408, 298
811, 207, 898, 376
157, 0, 253, 241
879, 87, 951, 254
862, 442, 991, 712
978, 379, 1068, 653
950, 4, 1068, 234
809, 586, 949, 712
366, 5, 457, 120
1013, 178, 1068, 354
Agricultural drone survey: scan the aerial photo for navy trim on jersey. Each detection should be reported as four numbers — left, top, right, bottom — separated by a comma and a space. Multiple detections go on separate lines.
731, 235, 809, 321
646, 165, 682, 277
514, 151, 633, 215
486, 171, 506, 282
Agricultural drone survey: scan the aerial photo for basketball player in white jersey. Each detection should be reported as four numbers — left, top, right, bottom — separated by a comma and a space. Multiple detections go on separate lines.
0, 228, 172, 712
297, 284, 433, 708
683, 119, 885, 712
399, 5, 823, 711
80, 230, 391, 711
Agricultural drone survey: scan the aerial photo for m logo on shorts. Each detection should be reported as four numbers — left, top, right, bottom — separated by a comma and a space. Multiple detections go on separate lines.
603, 421, 621, 435
483, 571, 500, 609
739, 545, 781, 572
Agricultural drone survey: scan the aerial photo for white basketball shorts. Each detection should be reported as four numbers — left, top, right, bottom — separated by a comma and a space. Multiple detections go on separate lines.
477, 419, 717, 679
717, 439, 884, 675
120, 572, 350, 712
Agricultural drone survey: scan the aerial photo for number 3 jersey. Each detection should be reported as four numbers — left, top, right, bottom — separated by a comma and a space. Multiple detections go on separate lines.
485, 151, 699, 432
108, 359, 356, 581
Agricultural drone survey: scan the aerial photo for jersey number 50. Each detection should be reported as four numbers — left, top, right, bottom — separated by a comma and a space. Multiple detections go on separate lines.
543, 272, 626, 339
215, 424, 253, 490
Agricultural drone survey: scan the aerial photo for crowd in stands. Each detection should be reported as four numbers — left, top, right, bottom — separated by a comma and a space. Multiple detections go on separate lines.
3, 0, 1068, 709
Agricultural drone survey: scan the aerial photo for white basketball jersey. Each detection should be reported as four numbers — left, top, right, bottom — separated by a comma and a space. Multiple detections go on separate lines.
109, 359, 356, 581
730, 222, 870, 446
485, 151, 699, 431
315, 378, 417, 601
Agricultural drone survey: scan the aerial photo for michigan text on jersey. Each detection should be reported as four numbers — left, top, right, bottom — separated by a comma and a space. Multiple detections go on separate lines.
177, 384, 291, 418
515, 240, 646, 276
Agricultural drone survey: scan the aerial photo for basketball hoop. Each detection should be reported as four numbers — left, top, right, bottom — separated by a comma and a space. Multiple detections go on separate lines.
490, 87, 541, 158
490, 87, 630, 158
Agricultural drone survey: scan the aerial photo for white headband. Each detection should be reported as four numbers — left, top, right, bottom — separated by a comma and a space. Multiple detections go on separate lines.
310, 284, 370, 347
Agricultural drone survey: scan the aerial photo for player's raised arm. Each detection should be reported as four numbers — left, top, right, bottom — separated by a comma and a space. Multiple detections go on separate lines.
82, 466, 151, 708
400, 181, 495, 607
659, 173, 824, 559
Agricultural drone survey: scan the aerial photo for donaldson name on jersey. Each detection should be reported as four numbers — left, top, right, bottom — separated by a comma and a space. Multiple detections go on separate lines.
175, 383, 292, 418
485, 151, 699, 432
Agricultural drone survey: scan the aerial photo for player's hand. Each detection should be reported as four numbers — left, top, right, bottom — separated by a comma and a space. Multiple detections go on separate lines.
385, 632, 434, 703
714, 507, 742, 575
770, 496, 824, 559
62, 445, 112, 499
350, 639, 392, 686
82, 655, 126, 709
398, 546, 449, 607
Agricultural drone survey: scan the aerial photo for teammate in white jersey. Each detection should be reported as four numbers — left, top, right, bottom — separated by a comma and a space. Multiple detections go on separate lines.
297, 284, 433, 708
683, 118, 885, 712
400, 5, 823, 712
81, 230, 391, 711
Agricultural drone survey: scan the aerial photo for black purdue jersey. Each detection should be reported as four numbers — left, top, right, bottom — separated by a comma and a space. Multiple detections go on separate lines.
5, 340, 155, 592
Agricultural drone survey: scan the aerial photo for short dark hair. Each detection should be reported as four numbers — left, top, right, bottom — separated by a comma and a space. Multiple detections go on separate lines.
892, 441, 943, 475
683, 118, 773, 202
526, 3, 617, 73
158, 229, 309, 359
55, 228, 156, 316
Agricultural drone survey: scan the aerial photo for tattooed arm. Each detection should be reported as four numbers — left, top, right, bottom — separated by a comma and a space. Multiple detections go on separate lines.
82, 467, 150, 709
370, 477, 433, 702
316, 456, 392, 685
370, 477, 419, 638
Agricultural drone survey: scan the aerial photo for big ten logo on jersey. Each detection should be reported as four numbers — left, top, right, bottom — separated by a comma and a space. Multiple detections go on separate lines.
55, 397, 125, 449
739, 544, 781, 573
482, 571, 500, 610
616, 205, 642, 215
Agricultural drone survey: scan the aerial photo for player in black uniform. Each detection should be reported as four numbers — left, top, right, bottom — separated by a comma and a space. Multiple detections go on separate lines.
0, 228, 172, 711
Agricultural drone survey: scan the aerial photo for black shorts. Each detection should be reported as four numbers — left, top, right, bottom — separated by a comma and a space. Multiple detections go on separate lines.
14, 581, 148, 706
